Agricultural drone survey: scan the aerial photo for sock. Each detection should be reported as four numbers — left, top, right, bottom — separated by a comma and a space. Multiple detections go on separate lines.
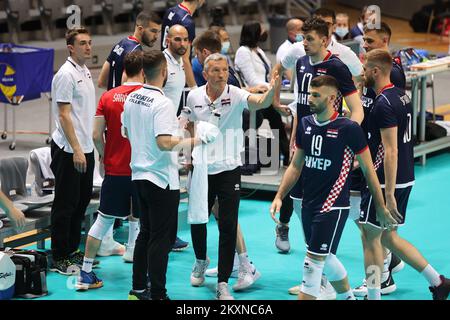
337, 289, 356, 300
383, 251, 392, 273
367, 287, 381, 300
233, 252, 240, 269
421, 264, 442, 287
128, 220, 140, 247
381, 271, 390, 283
238, 252, 251, 267
82, 257, 94, 273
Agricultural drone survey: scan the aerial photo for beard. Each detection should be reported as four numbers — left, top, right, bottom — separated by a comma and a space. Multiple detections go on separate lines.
142, 33, 154, 47
364, 75, 375, 88
176, 47, 187, 56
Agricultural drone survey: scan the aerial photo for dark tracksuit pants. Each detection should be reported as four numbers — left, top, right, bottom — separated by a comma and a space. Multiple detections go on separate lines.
50, 141, 94, 260
190, 167, 241, 284
132, 180, 179, 300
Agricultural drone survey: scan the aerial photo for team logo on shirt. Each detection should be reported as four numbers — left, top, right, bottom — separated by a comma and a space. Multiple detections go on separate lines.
300, 66, 306, 73
326, 129, 339, 138
305, 126, 312, 135
221, 98, 231, 106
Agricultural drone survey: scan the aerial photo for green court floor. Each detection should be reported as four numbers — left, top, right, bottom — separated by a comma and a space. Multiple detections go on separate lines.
24, 153, 450, 300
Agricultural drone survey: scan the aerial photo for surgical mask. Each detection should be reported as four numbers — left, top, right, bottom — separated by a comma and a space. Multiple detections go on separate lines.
221, 41, 231, 54
295, 33, 303, 42
335, 27, 349, 39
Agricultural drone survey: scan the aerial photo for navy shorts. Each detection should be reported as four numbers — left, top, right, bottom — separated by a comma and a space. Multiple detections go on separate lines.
349, 168, 366, 192
301, 207, 349, 256
359, 186, 412, 229
98, 175, 140, 219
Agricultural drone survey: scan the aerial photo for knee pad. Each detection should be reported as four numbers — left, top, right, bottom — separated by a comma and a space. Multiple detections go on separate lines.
293, 199, 302, 220
349, 195, 361, 221
323, 254, 347, 282
300, 256, 325, 298
88, 212, 115, 240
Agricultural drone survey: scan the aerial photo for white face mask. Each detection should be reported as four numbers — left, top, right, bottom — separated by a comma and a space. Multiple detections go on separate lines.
295, 34, 303, 42
335, 27, 349, 38
221, 41, 230, 54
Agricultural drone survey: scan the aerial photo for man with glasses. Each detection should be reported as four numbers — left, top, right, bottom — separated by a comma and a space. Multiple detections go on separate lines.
98, 11, 162, 90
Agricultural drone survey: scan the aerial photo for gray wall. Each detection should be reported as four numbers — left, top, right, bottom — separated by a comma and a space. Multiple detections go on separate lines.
336, 0, 432, 21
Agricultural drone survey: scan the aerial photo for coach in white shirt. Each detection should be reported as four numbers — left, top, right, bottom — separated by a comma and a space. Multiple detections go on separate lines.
50, 27, 96, 274
163, 25, 189, 115
181, 53, 280, 300
122, 50, 201, 300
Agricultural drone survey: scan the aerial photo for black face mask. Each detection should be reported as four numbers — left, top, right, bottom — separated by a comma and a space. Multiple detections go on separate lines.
259, 30, 268, 43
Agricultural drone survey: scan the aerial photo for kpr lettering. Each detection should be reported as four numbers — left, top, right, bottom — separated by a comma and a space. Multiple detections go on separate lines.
305, 155, 332, 171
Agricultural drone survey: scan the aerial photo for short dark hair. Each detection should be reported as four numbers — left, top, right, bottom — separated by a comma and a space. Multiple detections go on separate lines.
142, 50, 166, 81
313, 8, 336, 24
310, 75, 339, 92
66, 27, 90, 46
365, 49, 393, 75
124, 51, 143, 78
301, 18, 329, 39
135, 11, 162, 27
239, 21, 261, 48
194, 30, 222, 53
363, 22, 392, 41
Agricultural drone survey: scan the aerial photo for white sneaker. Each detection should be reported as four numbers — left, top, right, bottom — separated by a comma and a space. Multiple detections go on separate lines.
216, 282, 235, 300
190, 258, 210, 287
122, 243, 134, 263
353, 273, 397, 297
287, 283, 337, 299
232, 263, 261, 291
97, 237, 125, 257
205, 265, 239, 278
288, 284, 301, 295
317, 279, 337, 300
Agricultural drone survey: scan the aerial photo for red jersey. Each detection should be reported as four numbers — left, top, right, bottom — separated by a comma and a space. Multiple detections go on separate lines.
95, 82, 142, 176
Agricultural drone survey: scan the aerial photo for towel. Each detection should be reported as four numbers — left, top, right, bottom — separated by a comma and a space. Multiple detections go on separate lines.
30, 147, 54, 179
187, 121, 220, 224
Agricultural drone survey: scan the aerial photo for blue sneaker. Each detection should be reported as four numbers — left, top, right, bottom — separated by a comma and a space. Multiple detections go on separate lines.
172, 237, 189, 252
75, 270, 103, 291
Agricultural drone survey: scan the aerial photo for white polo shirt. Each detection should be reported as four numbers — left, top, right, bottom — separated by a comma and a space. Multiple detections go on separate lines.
276, 39, 295, 63
122, 84, 180, 190
281, 40, 362, 77
327, 38, 363, 77
181, 84, 250, 175
51, 56, 96, 153
163, 49, 186, 113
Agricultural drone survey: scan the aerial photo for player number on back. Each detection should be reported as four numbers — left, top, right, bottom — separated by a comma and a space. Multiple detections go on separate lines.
403, 113, 412, 143
113, 45, 124, 56
311, 135, 323, 156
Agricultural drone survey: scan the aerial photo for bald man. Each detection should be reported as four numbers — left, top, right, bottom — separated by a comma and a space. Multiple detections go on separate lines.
163, 25, 190, 115
276, 18, 304, 81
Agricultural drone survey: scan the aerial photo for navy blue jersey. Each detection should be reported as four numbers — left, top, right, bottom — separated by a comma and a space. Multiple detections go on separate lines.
161, 4, 196, 50
367, 84, 415, 187
296, 113, 368, 212
361, 57, 406, 134
295, 51, 357, 120
106, 36, 142, 90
